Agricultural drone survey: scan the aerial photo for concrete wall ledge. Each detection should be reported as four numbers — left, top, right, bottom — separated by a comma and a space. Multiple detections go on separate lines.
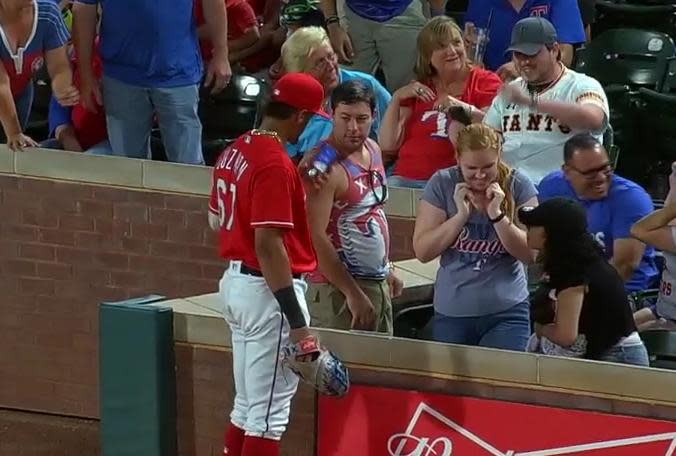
0, 147, 422, 217
157, 293, 676, 406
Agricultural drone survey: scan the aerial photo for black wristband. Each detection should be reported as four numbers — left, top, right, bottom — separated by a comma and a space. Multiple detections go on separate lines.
325, 15, 340, 26
490, 212, 506, 224
273, 286, 306, 329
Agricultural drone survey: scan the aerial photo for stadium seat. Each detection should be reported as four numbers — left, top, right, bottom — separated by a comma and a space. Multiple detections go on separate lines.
658, 56, 676, 93
574, 28, 675, 88
593, 1, 676, 39
25, 63, 51, 140
198, 73, 269, 142
628, 288, 660, 313
198, 73, 269, 166
640, 330, 676, 369
393, 303, 434, 340
577, 29, 676, 186
636, 88, 676, 198
203, 138, 236, 167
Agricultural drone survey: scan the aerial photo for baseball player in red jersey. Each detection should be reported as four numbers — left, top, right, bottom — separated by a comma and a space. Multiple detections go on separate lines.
208, 73, 334, 456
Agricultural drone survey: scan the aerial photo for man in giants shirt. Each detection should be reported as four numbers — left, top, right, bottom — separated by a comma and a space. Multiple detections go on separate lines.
484, 17, 608, 184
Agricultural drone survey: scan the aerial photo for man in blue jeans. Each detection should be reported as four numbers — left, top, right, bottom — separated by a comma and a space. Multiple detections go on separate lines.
319, 0, 445, 92
72, 0, 232, 165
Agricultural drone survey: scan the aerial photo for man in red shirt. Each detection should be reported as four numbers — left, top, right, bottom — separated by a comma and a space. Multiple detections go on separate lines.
46, 38, 108, 153
207, 72, 325, 456
195, 0, 276, 73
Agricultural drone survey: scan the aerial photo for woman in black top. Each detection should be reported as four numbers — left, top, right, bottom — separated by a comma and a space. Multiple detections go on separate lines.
519, 197, 649, 366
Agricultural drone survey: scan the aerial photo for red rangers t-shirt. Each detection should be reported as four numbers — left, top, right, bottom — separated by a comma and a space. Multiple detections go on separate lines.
70, 38, 107, 150
393, 67, 502, 181
208, 131, 317, 274
194, 0, 275, 71
195, 0, 258, 61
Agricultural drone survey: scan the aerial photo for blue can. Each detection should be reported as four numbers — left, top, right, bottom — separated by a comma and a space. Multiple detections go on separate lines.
307, 143, 338, 177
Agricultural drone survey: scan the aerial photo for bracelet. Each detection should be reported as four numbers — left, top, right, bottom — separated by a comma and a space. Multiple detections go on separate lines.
489, 212, 506, 224
325, 15, 340, 26
273, 286, 307, 329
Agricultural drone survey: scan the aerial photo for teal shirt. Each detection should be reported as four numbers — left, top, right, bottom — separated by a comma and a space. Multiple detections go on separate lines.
286, 68, 392, 158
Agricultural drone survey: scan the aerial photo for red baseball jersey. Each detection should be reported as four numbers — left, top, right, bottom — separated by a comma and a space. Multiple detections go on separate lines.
394, 67, 502, 180
209, 131, 317, 274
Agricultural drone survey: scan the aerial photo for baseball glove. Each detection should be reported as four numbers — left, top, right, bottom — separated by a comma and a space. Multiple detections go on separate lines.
281, 335, 350, 397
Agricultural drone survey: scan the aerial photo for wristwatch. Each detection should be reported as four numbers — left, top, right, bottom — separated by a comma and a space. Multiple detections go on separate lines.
489, 212, 506, 224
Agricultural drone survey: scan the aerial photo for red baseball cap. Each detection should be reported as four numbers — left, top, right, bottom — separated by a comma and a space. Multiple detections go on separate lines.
271, 72, 325, 115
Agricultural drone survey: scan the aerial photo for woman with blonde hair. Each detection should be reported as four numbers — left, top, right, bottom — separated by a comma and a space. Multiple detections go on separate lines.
413, 123, 537, 350
379, 16, 502, 188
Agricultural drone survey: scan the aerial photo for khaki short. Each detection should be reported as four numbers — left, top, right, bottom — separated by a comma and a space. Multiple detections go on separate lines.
306, 279, 393, 335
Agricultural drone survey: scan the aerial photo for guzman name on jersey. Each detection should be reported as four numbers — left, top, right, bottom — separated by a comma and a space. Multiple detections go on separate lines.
215, 143, 250, 182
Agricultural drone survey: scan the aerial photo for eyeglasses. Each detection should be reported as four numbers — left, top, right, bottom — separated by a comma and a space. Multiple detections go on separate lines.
568, 163, 613, 180
310, 52, 338, 72
369, 169, 388, 205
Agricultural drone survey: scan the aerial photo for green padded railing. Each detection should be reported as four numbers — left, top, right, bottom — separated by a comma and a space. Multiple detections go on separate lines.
99, 295, 176, 456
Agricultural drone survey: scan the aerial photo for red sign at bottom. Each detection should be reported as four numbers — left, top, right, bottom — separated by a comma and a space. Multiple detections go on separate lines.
317, 385, 676, 455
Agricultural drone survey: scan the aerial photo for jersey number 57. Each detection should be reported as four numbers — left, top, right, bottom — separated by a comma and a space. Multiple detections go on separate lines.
216, 178, 236, 231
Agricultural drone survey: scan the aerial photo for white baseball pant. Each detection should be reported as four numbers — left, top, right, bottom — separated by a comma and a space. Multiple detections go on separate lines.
219, 260, 310, 439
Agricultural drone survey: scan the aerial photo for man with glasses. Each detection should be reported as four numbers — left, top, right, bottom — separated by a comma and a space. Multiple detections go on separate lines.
483, 17, 608, 184
538, 133, 658, 293
303, 80, 402, 334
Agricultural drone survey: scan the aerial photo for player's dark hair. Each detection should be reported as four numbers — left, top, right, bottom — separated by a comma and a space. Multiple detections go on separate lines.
263, 100, 300, 120
563, 133, 603, 163
330, 80, 376, 113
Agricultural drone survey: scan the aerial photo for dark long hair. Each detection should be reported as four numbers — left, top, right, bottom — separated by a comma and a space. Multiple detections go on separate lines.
541, 230, 605, 281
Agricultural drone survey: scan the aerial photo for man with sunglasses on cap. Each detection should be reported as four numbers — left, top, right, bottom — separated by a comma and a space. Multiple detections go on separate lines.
483, 17, 608, 185
304, 80, 403, 334
208, 72, 347, 456
538, 133, 658, 294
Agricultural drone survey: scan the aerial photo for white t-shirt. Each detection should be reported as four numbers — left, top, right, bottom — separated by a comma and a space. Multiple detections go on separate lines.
484, 67, 609, 184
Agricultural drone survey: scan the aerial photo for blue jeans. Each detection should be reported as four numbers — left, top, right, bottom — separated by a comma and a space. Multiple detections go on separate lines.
0, 83, 34, 141
598, 342, 650, 367
102, 75, 204, 165
387, 174, 428, 189
430, 301, 531, 351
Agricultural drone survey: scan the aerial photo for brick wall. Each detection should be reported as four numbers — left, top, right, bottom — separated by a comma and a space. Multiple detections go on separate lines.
0, 175, 226, 418
0, 173, 418, 419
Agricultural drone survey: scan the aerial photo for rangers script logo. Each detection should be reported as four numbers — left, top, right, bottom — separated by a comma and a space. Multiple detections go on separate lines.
387, 402, 676, 456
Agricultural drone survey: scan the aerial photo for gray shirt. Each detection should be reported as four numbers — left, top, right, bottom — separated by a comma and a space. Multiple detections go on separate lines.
656, 226, 676, 321
422, 167, 538, 317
